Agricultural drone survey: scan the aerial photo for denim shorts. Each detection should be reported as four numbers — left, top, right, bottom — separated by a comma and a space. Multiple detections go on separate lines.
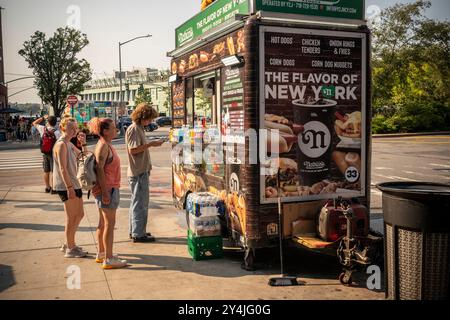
95, 188, 120, 210
42, 154, 53, 173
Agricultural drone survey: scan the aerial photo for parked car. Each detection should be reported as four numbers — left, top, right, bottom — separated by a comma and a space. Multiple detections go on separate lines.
118, 117, 133, 133
144, 122, 159, 132
155, 116, 172, 127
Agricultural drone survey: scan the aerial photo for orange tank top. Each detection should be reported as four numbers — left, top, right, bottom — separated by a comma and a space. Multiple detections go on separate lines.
93, 143, 121, 196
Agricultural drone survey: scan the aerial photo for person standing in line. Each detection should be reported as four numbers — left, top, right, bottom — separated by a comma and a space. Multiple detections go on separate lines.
32, 115, 61, 193
89, 117, 127, 269
71, 130, 88, 152
53, 115, 88, 258
126, 103, 164, 243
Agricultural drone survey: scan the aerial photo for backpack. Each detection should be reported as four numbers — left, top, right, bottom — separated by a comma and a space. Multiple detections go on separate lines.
76, 151, 97, 194
40, 127, 57, 154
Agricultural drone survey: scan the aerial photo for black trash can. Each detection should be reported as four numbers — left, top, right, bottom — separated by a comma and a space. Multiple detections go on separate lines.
377, 182, 450, 300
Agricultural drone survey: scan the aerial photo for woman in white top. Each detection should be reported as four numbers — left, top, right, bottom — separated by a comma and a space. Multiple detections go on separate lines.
53, 115, 88, 258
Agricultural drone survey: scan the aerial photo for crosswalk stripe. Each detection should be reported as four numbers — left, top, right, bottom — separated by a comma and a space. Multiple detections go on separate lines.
0, 162, 41, 167
0, 165, 42, 170
0, 155, 44, 171
0, 159, 43, 164
0, 156, 42, 158
0, 158, 42, 161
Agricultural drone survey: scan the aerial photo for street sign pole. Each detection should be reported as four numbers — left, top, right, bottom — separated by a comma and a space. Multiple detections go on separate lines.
67, 95, 79, 120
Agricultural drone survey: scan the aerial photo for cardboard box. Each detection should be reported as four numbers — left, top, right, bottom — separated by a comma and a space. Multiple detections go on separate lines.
282, 200, 326, 238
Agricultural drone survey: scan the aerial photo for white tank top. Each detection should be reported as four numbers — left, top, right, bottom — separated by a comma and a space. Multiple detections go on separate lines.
52, 137, 82, 191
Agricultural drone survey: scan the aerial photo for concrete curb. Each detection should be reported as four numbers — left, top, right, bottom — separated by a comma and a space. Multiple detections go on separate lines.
372, 131, 450, 138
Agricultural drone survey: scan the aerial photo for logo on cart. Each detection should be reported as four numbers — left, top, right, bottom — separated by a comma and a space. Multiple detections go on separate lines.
298, 121, 331, 158
229, 173, 240, 193
178, 27, 194, 45
267, 223, 278, 236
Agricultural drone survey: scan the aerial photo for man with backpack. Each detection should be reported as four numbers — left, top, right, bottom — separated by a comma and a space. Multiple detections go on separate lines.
33, 115, 61, 193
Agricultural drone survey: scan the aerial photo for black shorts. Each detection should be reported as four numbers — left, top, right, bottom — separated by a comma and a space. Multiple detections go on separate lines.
42, 154, 53, 173
57, 189, 83, 202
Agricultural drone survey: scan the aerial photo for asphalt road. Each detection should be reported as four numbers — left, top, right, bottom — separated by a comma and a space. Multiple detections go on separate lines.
1, 133, 449, 212
370, 135, 450, 212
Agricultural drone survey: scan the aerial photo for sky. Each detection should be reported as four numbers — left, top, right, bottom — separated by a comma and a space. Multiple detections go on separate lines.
1, 0, 449, 103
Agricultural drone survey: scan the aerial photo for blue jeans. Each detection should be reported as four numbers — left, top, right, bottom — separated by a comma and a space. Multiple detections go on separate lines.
128, 171, 150, 238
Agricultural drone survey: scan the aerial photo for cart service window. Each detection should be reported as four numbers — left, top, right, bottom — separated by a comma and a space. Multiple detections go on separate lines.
193, 71, 218, 127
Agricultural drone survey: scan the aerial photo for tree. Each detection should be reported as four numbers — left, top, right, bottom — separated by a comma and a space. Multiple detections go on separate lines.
134, 88, 153, 107
19, 27, 92, 117
371, 0, 450, 133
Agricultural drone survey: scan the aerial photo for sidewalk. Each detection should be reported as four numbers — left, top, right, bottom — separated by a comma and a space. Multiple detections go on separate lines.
0, 183, 384, 300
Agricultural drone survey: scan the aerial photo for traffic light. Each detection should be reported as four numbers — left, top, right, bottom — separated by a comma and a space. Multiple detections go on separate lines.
125, 83, 130, 91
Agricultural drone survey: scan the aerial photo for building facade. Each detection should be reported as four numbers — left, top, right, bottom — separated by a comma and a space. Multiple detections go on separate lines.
80, 68, 170, 116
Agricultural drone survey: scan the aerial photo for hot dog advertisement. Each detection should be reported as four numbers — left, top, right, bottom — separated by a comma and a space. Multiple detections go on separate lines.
260, 27, 367, 203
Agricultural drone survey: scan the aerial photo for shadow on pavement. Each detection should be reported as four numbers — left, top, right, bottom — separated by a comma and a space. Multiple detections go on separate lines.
0, 223, 96, 232
14, 204, 64, 211
118, 252, 251, 277
0, 264, 16, 293
1, 198, 64, 211
112, 244, 371, 283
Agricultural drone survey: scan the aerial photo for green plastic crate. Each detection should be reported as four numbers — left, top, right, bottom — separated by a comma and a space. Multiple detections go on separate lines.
187, 229, 223, 261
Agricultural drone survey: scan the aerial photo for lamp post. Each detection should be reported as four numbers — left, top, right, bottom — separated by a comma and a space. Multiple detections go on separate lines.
118, 34, 152, 134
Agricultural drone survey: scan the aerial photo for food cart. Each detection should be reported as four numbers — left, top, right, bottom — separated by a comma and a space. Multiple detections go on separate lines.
168, 0, 374, 271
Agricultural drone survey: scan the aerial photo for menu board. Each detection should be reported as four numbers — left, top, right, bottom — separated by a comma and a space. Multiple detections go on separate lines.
221, 66, 244, 143
260, 27, 367, 203
172, 81, 185, 128
171, 29, 245, 76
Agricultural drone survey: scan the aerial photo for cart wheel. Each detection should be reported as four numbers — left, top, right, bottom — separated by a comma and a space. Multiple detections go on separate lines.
339, 272, 353, 286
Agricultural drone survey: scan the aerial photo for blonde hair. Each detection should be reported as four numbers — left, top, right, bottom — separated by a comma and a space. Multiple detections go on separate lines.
60, 112, 77, 132
131, 103, 158, 125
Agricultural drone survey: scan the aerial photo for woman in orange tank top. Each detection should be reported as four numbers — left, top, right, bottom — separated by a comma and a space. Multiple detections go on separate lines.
89, 118, 127, 269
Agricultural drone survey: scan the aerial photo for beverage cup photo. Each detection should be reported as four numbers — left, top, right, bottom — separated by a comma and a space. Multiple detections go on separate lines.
292, 98, 337, 187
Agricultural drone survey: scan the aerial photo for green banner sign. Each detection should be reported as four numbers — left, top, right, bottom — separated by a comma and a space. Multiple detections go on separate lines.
175, 0, 250, 48
255, 0, 364, 20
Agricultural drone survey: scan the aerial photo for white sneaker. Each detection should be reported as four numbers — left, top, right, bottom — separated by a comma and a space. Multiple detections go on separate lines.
102, 257, 127, 269
96, 253, 121, 263
65, 246, 88, 258
61, 244, 84, 253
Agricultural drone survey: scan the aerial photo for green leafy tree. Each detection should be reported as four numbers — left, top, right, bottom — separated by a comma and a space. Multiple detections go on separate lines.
135, 88, 153, 107
194, 87, 212, 119
19, 27, 92, 117
371, 0, 450, 133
